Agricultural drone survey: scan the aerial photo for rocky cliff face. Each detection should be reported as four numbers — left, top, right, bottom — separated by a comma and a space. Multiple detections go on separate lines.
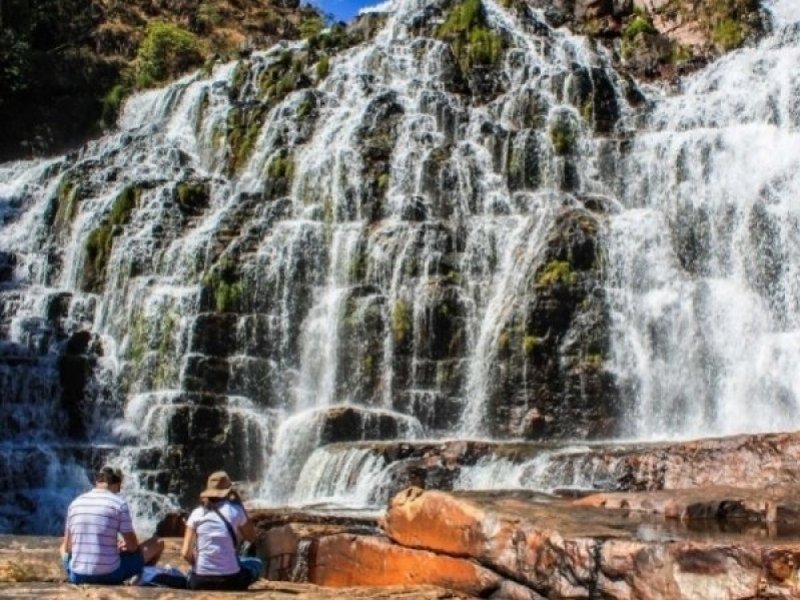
1, 0, 797, 536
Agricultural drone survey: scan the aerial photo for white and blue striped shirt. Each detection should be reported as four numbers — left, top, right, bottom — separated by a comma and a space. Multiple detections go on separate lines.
66, 488, 134, 575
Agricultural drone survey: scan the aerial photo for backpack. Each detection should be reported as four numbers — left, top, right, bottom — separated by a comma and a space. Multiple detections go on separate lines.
138, 565, 188, 588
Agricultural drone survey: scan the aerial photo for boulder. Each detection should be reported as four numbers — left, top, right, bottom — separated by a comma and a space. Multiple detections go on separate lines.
309, 533, 544, 599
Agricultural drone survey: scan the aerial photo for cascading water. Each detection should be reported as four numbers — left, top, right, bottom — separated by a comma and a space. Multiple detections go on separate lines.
2, 0, 798, 534
606, 1, 800, 440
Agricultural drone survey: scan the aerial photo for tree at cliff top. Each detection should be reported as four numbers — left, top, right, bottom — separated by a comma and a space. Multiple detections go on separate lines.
0, 0, 325, 161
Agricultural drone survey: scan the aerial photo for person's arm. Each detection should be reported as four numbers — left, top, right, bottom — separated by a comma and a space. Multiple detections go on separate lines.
60, 530, 71, 557
181, 525, 197, 565
237, 519, 257, 543
117, 502, 139, 552
119, 531, 139, 552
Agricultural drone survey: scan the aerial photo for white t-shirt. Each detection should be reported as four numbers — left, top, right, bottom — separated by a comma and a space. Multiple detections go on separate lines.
66, 488, 135, 575
186, 501, 247, 576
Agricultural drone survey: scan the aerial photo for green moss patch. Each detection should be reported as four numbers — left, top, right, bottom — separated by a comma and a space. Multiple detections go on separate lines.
392, 298, 412, 345
48, 176, 83, 234
203, 256, 245, 313
536, 260, 577, 287
226, 103, 268, 173
174, 181, 210, 217
549, 113, 579, 156
82, 185, 140, 292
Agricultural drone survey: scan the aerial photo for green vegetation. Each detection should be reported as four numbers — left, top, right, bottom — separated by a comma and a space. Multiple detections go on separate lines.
135, 22, 205, 89
523, 335, 542, 354
126, 315, 149, 368
267, 152, 295, 180
257, 51, 313, 110
265, 151, 296, 199
298, 15, 325, 39
497, 330, 510, 352
392, 299, 411, 344
670, 43, 693, 64
109, 185, 138, 225
316, 55, 331, 80
623, 14, 657, 42
100, 84, 128, 129
0, 0, 337, 159
349, 249, 367, 282
50, 177, 82, 233
204, 256, 244, 313
712, 18, 745, 50
152, 311, 179, 387
226, 104, 268, 173
670, 0, 760, 52
196, 1, 223, 30
581, 99, 593, 121
297, 98, 314, 119
549, 115, 578, 156
175, 181, 210, 211
229, 61, 249, 99
583, 353, 603, 369
536, 260, 577, 287
83, 185, 140, 292
435, 0, 506, 72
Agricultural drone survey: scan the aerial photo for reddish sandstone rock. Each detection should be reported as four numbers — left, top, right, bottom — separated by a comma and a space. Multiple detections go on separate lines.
309, 532, 542, 599
381, 488, 800, 599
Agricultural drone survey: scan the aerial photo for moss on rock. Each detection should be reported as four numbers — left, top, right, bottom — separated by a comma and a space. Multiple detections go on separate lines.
435, 0, 506, 73
82, 184, 140, 292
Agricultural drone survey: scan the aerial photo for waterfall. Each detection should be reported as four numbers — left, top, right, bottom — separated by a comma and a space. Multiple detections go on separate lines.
606, 7, 800, 439
2, 0, 799, 533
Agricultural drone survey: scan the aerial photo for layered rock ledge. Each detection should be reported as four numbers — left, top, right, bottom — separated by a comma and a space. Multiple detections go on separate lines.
8, 481, 800, 599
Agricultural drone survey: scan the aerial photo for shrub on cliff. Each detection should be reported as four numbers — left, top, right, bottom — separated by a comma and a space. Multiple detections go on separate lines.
135, 22, 206, 88
436, 0, 506, 72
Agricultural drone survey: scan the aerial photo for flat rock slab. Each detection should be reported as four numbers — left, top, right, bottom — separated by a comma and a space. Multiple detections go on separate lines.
0, 581, 470, 599
575, 484, 800, 530
0, 535, 470, 599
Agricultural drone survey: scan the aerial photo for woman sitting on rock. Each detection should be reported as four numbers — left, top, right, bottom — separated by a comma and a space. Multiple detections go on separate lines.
180, 471, 263, 590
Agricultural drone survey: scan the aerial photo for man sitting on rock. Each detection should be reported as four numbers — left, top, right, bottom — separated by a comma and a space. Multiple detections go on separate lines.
60, 466, 164, 585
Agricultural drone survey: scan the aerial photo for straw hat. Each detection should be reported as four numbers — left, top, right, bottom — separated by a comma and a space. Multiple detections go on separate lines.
199, 471, 234, 499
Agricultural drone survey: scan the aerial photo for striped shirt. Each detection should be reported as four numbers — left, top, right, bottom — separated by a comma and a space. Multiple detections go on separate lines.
66, 488, 134, 575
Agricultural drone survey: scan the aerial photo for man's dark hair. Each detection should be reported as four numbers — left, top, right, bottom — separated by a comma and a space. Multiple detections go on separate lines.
96, 466, 123, 485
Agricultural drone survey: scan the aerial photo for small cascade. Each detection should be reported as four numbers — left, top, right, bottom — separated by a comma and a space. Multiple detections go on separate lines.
291, 446, 390, 507
454, 446, 625, 493
264, 405, 421, 504
290, 539, 313, 582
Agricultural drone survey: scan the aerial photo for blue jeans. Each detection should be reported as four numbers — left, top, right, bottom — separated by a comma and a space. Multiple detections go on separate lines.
63, 550, 145, 585
239, 557, 263, 583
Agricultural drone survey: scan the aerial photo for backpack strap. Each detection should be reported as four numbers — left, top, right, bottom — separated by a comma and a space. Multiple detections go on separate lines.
209, 504, 238, 549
